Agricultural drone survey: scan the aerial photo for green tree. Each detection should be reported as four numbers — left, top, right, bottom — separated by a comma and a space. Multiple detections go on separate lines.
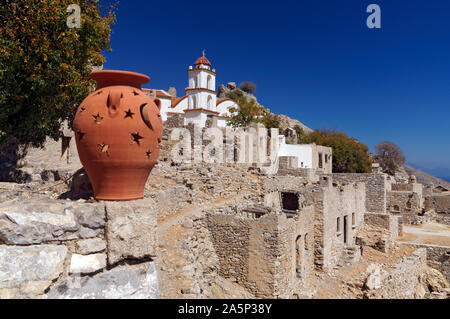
261, 112, 281, 129
308, 129, 372, 173
225, 90, 265, 128
0, 0, 116, 149
293, 125, 311, 144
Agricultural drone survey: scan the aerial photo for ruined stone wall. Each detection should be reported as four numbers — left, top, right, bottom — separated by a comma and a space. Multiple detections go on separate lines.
362, 213, 399, 253
387, 191, 422, 224
293, 179, 366, 270
425, 195, 450, 225
391, 183, 423, 195
364, 249, 428, 299
205, 206, 314, 298
276, 168, 319, 182
322, 182, 365, 270
329, 173, 387, 214
164, 115, 184, 128
312, 145, 333, 174
146, 162, 265, 221
278, 156, 298, 169
424, 246, 450, 283
400, 244, 450, 283
0, 132, 81, 183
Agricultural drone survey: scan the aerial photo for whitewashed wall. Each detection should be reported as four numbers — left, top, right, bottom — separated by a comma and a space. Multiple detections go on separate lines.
277, 137, 314, 168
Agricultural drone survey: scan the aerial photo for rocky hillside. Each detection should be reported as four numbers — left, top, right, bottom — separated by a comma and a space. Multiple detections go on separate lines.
403, 164, 450, 188
218, 82, 313, 133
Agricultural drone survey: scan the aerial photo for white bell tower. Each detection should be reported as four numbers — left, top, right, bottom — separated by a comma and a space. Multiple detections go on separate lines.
186, 50, 216, 111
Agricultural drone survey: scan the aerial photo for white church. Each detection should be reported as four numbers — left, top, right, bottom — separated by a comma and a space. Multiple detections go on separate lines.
141, 52, 332, 173
142, 52, 237, 128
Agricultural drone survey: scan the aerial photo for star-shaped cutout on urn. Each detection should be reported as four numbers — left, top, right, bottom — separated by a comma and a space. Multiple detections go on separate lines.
97, 142, 110, 156
124, 108, 135, 119
131, 132, 144, 145
145, 150, 152, 158
92, 113, 103, 124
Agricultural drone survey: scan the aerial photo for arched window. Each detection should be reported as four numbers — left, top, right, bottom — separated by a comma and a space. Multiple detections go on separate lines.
207, 75, 212, 90
189, 77, 195, 88
207, 96, 212, 109
192, 95, 197, 108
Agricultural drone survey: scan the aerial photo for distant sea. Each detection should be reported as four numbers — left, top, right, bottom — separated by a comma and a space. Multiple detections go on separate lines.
406, 162, 450, 183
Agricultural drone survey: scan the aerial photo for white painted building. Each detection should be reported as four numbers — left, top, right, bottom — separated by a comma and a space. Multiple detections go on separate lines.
143, 52, 238, 128
277, 135, 332, 173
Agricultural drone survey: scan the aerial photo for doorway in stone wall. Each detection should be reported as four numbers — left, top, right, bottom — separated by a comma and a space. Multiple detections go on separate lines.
343, 215, 348, 244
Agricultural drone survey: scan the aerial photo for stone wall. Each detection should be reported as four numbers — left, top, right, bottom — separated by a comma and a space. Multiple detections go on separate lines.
0, 131, 81, 183
364, 249, 428, 299
205, 206, 314, 298
278, 156, 298, 169
363, 213, 399, 252
400, 243, 450, 283
387, 191, 422, 224
164, 115, 185, 128
0, 199, 158, 298
276, 168, 319, 182
391, 183, 423, 194
294, 178, 366, 270
425, 195, 450, 225
329, 173, 387, 214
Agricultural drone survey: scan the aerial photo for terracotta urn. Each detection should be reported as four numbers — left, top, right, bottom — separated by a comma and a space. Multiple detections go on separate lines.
73, 70, 163, 201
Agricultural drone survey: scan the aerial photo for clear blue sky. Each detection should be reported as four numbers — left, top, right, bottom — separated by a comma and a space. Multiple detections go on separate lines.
102, 0, 450, 176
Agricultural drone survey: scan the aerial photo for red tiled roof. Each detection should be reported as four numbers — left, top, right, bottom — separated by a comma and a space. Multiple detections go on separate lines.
171, 95, 187, 108
184, 108, 219, 114
142, 88, 171, 98
194, 56, 211, 66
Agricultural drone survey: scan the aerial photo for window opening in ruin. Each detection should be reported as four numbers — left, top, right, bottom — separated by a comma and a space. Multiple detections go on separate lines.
318, 153, 323, 168
295, 235, 302, 279
393, 205, 400, 212
352, 213, 355, 226
304, 233, 309, 250
343, 216, 348, 244
325, 154, 328, 163
406, 201, 412, 209
281, 192, 299, 214
301, 162, 304, 167
337, 217, 341, 233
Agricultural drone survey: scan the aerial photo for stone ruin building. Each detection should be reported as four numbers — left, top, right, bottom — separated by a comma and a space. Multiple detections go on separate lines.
0, 119, 449, 299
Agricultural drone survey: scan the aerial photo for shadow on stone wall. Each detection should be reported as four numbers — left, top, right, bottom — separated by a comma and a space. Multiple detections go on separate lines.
0, 136, 31, 183
58, 168, 94, 200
